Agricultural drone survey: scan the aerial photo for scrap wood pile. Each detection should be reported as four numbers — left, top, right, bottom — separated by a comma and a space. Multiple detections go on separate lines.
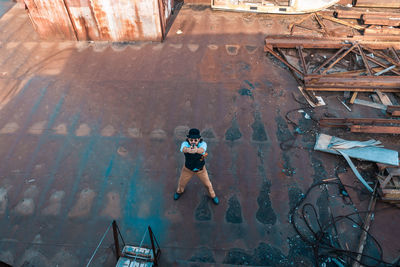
265, 5, 400, 204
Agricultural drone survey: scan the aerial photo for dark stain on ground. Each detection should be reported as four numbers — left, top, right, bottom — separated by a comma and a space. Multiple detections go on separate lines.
223, 242, 288, 266
310, 155, 328, 183
227, 46, 238, 55
195, 195, 212, 221
288, 186, 304, 211
189, 247, 216, 263
262, 78, 273, 88
238, 88, 252, 97
225, 117, 242, 142
187, 4, 209, 11
201, 128, 216, 139
251, 111, 268, 142
244, 80, 255, 89
256, 177, 276, 225
225, 195, 243, 224
316, 189, 330, 229
238, 62, 251, 73
245, 45, 257, 54
287, 234, 314, 266
310, 155, 331, 225
275, 115, 296, 176
255, 145, 277, 225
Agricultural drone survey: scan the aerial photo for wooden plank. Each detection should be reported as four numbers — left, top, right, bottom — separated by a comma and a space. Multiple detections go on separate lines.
350, 92, 358, 104
353, 99, 387, 110
351, 125, 400, 134
364, 27, 400, 36
318, 13, 366, 30
375, 90, 393, 106
362, 15, 400, 26
305, 87, 400, 92
356, 0, 400, 8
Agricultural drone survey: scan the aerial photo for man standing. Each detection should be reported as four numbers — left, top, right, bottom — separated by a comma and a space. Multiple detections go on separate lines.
174, 128, 219, 205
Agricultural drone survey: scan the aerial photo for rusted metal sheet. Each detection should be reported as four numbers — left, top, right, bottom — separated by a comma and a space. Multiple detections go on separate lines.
24, 0, 77, 40
24, 0, 173, 41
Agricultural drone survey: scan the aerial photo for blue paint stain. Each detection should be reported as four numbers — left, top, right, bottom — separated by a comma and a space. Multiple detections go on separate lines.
104, 157, 114, 177
0, 0, 14, 20
37, 113, 81, 210
24, 92, 66, 173
65, 127, 99, 209
1, 84, 49, 170
120, 155, 166, 243
244, 80, 255, 90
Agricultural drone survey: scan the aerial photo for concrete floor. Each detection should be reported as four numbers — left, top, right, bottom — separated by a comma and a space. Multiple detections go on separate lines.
0, 2, 399, 267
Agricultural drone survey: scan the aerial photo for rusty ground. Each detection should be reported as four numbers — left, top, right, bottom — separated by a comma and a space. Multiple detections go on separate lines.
0, 2, 399, 266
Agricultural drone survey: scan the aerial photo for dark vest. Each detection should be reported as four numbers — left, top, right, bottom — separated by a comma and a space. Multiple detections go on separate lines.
184, 140, 206, 171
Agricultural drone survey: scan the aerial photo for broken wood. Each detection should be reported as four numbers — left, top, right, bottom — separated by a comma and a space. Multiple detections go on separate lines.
351, 125, 400, 134
352, 185, 377, 267
375, 90, 393, 106
353, 99, 386, 110
349, 92, 358, 104
319, 118, 400, 134
318, 13, 366, 30
386, 105, 400, 116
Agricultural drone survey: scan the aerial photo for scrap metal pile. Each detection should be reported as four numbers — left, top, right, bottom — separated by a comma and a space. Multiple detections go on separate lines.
265, 5, 400, 203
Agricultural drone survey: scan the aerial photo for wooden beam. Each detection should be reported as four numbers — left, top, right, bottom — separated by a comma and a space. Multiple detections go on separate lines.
350, 92, 358, 104
351, 125, 400, 134
318, 13, 366, 30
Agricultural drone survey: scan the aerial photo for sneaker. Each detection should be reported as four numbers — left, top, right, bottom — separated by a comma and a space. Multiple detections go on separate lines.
212, 196, 219, 205
174, 192, 182, 200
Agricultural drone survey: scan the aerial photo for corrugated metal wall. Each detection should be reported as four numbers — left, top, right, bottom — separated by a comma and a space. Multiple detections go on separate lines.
24, 0, 174, 41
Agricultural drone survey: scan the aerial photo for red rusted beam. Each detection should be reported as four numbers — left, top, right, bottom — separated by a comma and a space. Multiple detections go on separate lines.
352, 50, 400, 75
264, 35, 400, 49
362, 46, 400, 68
297, 46, 308, 74
321, 45, 356, 75
264, 46, 303, 77
356, 44, 373, 75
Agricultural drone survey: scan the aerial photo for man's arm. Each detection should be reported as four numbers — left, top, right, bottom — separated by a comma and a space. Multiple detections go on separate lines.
182, 146, 204, 154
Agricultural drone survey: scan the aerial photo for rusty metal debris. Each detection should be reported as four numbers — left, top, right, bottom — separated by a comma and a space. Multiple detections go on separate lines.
377, 167, 400, 202
265, 40, 400, 93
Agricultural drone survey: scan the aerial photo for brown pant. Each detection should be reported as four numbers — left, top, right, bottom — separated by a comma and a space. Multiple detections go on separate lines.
177, 166, 216, 198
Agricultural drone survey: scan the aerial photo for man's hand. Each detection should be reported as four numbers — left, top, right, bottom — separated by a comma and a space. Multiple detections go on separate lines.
183, 146, 198, 154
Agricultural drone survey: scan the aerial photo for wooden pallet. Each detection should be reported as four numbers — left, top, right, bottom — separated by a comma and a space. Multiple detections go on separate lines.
377, 167, 400, 202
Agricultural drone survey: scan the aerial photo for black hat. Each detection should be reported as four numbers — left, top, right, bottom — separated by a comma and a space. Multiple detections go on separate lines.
187, 128, 201, 139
